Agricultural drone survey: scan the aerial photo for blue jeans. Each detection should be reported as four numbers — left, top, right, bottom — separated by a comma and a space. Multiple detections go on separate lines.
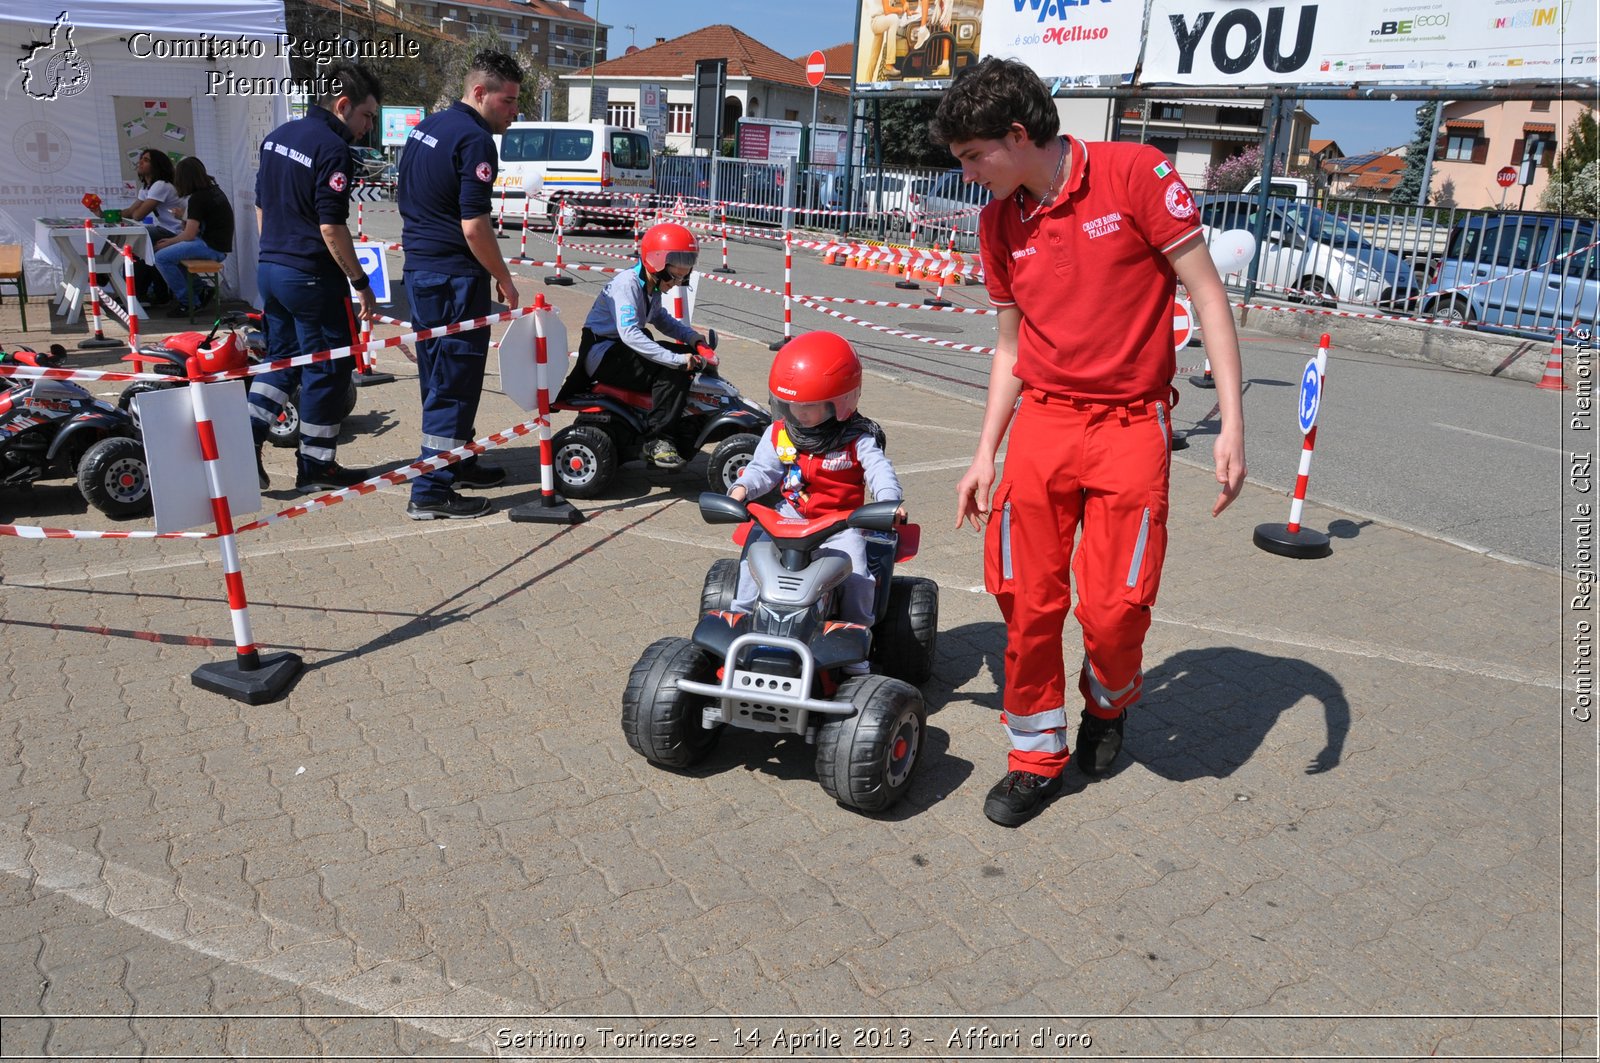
250, 261, 355, 473
154, 239, 226, 306
406, 269, 490, 503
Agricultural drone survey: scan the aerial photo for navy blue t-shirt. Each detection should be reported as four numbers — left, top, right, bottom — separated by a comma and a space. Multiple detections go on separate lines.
256, 106, 354, 277
397, 101, 497, 276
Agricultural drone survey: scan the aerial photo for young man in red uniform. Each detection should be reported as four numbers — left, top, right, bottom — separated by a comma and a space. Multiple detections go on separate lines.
931, 58, 1247, 826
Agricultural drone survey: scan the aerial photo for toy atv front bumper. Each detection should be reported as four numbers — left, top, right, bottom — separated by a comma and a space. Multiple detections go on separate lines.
678, 630, 868, 736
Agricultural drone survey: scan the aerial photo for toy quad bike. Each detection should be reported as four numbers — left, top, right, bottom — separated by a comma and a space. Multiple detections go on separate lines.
119, 311, 356, 447
0, 343, 151, 518
622, 492, 940, 812
550, 330, 770, 498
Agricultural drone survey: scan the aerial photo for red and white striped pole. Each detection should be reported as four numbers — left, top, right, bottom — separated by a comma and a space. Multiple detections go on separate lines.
506, 293, 582, 525
187, 373, 304, 701
544, 209, 574, 286
1255, 333, 1332, 559
122, 245, 144, 368
769, 228, 793, 351
79, 219, 121, 350
714, 203, 736, 274
496, 188, 507, 237
924, 234, 955, 308
519, 198, 530, 259
357, 200, 366, 241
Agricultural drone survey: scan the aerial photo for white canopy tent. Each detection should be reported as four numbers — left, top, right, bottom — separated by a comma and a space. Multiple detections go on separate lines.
2, 0, 291, 307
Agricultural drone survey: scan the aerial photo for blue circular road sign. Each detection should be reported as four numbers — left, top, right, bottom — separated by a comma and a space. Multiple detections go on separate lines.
1297, 358, 1321, 434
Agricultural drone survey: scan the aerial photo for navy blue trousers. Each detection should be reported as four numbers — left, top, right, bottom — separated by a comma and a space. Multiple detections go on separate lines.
407, 269, 491, 503
250, 262, 356, 474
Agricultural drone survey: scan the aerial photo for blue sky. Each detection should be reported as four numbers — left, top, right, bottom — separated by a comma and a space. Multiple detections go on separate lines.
592, 1, 1416, 157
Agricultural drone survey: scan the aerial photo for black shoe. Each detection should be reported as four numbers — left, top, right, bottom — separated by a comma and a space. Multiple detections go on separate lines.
1075, 709, 1126, 778
255, 443, 269, 489
983, 770, 1064, 827
454, 462, 506, 488
406, 492, 491, 520
296, 462, 372, 492
643, 437, 686, 468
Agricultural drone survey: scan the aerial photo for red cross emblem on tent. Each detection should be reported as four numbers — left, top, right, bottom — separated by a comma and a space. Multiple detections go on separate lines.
1172, 295, 1194, 350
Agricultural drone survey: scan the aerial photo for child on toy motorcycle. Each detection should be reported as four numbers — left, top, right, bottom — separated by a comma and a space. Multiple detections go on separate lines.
726, 332, 906, 659
558, 221, 715, 469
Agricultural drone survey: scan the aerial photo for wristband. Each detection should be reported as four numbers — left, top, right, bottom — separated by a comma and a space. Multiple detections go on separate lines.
349, 272, 370, 292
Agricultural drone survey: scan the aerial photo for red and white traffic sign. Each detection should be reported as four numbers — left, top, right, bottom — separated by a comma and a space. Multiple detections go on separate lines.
1496, 166, 1518, 188
1172, 295, 1194, 350
806, 50, 827, 87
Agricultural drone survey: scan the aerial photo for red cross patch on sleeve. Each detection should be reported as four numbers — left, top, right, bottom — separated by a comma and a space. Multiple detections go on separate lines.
329, 171, 347, 193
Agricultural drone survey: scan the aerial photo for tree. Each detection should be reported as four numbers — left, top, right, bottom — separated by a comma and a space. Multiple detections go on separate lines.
1539, 109, 1598, 216
870, 97, 953, 168
1390, 102, 1436, 205
1201, 145, 1281, 192
282, 0, 468, 120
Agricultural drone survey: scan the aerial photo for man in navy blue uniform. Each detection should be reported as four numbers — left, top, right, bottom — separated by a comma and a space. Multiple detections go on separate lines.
397, 50, 523, 519
249, 62, 382, 492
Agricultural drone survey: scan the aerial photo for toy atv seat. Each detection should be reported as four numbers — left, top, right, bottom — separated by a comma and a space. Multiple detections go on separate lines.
621, 494, 939, 813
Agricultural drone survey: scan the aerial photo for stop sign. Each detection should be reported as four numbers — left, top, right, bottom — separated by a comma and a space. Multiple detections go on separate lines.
806, 50, 827, 87
1172, 295, 1194, 350
1496, 166, 1518, 188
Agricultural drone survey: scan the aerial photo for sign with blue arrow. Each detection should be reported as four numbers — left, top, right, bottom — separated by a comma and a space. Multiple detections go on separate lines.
1298, 357, 1321, 435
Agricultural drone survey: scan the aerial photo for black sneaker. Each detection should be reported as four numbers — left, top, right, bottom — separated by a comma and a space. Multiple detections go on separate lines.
643, 437, 685, 468
296, 462, 372, 492
1075, 709, 1127, 777
454, 461, 506, 488
983, 770, 1064, 827
255, 442, 269, 489
406, 492, 491, 520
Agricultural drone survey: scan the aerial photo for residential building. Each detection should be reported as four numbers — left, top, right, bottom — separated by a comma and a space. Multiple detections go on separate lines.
1428, 99, 1588, 210
1324, 150, 1407, 201
1115, 98, 1317, 187
1302, 138, 1345, 171
561, 25, 849, 153
383, 0, 606, 72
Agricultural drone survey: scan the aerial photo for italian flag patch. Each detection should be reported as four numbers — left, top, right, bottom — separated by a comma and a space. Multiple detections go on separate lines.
1153, 161, 1173, 178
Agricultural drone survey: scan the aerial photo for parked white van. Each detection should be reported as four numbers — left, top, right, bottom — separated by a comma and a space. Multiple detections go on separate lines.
491, 122, 654, 228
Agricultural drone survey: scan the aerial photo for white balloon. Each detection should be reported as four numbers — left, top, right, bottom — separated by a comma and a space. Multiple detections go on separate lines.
1209, 229, 1256, 275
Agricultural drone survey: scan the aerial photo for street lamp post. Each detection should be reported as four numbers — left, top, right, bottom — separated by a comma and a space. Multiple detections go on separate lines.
587, 0, 600, 121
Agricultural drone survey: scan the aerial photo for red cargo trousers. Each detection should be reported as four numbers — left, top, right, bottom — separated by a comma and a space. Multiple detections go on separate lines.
984, 388, 1173, 776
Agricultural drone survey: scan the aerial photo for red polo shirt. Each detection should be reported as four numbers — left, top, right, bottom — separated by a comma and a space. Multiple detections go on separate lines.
980, 137, 1203, 403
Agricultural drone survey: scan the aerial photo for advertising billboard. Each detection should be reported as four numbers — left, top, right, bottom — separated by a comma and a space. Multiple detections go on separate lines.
380, 105, 424, 147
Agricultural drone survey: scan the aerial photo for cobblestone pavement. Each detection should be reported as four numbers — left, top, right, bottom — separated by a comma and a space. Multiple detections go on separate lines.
0, 231, 1593, 1061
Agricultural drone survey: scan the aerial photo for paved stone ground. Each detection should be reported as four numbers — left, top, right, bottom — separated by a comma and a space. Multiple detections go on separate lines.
0, 237, 1593, 1061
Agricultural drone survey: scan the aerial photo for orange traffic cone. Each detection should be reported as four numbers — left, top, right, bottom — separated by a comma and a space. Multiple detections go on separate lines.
1536, 335, 1568, 390
823, 249, 838, 266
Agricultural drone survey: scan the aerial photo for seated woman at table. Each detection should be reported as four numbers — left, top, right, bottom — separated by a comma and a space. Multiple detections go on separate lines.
153, 156, 233, 316
93, 148, 184, 239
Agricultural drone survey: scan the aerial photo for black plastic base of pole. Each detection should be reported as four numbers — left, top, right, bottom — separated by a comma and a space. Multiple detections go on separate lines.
894, 280, 920, 290
923, 297, 953, 308
507, 493, 584, 524
1253, 523, 1331, 559
1189, 374, 1216, 389
1170, 430, 1190, 451
192, 651, 304, 705
543, 275, 575, 286
78, 336, 124, 350
769, 337, 789, 351
354, 371, 396, 387
713, 266, 737, 274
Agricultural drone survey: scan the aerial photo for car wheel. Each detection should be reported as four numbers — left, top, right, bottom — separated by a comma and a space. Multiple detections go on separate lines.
707, 433, 759, 495
1435, 297, 1475, 325
77, 435, 152, 519
267, 392, 300, 448
622, 636, 723, 768
1299, 275, 1336, 308
814, 674, 926, 813
870, 576, 940, 685
551, 424, 617, 498
700, 558, 740, 614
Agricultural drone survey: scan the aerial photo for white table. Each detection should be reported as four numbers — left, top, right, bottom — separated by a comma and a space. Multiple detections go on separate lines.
33, 218, 155, 325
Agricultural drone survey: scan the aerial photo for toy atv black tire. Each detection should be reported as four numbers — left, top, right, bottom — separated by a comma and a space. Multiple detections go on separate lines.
870, 576, 940, 685
706, 433, 759, 495
267, 379, 359, 449
622, 636, 723, 768
815, 674, 926, 812
700, 558, 740, 614
77, 435, 152, 519
551, 424, 618, 499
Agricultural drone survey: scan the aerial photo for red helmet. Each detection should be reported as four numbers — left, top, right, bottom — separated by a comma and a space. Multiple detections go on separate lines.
639, 222, 699, 276
768, 331, 862, 426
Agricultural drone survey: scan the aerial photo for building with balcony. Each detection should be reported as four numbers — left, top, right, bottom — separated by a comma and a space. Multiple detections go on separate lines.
1116, 98, 1316, 188
1427, 99, 1587, 210
385, 0, 606, 71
